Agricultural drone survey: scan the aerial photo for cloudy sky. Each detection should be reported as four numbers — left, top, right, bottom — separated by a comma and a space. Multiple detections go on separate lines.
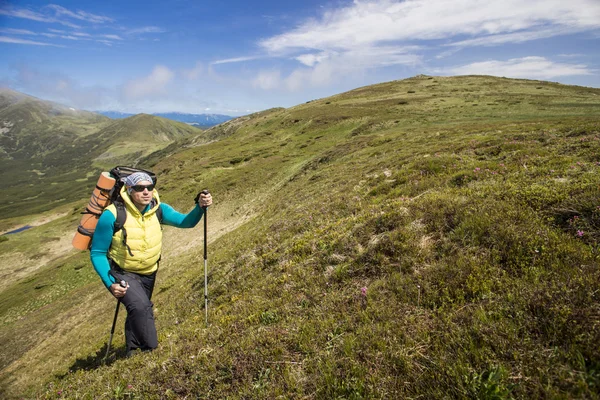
1, 0, 599, 116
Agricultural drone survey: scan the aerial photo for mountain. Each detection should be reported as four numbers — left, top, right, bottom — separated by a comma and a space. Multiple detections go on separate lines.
90, 113, 202, 171
154, 112, 233, 128
97, 110, 234, 128
1, 76, 600, 399
0, 89, 203, 218
0, 88, 109, 163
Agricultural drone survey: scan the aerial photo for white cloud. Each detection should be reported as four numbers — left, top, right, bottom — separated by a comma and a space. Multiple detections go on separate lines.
284, 62, 337, 91
32, 29, 120, 42
211, 56, 261, 65
446, 28, 575, 47
295, 52, 331, 67
182, 62, 204, 80
252, 70, 282, 90
436, 56, 595, 80
0, 6, 81, 28
0, 4, 113, 30
102, 34, 123, 40
44, 4, 113, 24
0, 36, 64, 47
249, 0, 600, 93
261, 0, 600, 54
0, 7, 54, 23
8, 64, 111, 109
127, 26, 167, 35
558, 53, 585, 58
254, 45, 422, 92
123, 66, 175, 99
0, 28, 36, 35
41, 32, 81, 41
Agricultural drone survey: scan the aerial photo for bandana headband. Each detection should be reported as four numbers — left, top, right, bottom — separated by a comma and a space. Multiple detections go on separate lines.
125, 172, 153, 194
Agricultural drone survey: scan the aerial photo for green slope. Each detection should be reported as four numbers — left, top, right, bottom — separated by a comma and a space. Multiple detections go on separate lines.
0, 90, 203, 220
90, 113, 202, 170
0, 75, 599, 399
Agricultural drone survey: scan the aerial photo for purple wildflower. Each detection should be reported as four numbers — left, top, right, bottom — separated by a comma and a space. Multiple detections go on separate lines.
361, 287, 367, 296
577, 230, 584, 237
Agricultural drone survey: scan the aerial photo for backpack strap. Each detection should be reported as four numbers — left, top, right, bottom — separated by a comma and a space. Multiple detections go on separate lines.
156, 204, 163, 269
113, 201, 134, 257
156, 204, 164, 225
113, 201, 127, 233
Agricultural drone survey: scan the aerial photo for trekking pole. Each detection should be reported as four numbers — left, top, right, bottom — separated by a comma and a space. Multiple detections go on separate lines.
202, 189, 210, 326
104, 279, 127, 364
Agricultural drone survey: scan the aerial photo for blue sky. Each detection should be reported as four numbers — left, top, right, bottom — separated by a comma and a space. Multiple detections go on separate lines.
1, 0, 599, 116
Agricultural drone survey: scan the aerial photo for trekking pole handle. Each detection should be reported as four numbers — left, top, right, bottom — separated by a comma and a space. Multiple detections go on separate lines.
119, 280, 127, 288
195, 189, 210, 207
201, 189, 210, 203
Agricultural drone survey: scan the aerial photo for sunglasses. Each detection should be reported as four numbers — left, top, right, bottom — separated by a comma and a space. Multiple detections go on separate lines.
131, 184, 155, 192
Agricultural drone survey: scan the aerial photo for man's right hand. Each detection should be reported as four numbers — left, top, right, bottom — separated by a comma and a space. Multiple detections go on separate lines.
110, 281, 128, 298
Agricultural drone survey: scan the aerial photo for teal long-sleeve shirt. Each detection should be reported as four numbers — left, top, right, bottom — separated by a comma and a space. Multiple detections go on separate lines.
90, 203, 204, 288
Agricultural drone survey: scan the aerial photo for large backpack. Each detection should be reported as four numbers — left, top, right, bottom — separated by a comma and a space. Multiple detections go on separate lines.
72, 166, 163, 252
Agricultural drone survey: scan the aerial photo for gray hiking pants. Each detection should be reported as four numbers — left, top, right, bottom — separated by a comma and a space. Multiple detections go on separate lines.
110, 268, 158, 355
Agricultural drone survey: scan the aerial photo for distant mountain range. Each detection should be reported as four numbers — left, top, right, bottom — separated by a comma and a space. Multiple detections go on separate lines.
97, 111, 233, 128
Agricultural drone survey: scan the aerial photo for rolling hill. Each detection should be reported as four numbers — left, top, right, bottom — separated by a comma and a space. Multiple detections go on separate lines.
0, 75, 599, 399
0, 89, 203, 220
90, 113, 203, 171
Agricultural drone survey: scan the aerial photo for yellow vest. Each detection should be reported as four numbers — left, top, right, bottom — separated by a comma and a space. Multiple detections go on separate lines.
107, 187, 163, 275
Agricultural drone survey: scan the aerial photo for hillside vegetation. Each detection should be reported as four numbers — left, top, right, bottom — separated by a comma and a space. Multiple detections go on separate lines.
90, 114, 202, 171
0, 90, 201, 220
0, 75, 599, 399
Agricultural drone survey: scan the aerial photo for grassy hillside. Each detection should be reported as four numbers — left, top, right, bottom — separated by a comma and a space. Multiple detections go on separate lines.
0, 75, 599, 399
0, 90, 202, 220
90, 113, 202, 171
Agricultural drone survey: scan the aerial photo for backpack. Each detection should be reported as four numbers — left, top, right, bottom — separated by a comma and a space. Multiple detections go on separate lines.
72, 166, 163, 252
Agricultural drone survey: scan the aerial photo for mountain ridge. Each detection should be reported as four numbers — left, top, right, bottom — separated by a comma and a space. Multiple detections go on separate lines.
97, 110, 234, 128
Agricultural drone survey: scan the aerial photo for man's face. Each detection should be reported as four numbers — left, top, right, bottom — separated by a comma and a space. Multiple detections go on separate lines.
129, 180, 154, 208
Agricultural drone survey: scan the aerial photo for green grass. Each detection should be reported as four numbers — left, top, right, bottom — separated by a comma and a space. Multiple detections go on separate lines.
1, 75, 599, 399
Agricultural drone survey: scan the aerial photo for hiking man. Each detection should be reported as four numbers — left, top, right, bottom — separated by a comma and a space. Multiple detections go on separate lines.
90, 171, 212, 356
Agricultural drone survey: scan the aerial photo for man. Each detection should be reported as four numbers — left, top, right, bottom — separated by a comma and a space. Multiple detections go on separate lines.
90, 171, 212, 356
